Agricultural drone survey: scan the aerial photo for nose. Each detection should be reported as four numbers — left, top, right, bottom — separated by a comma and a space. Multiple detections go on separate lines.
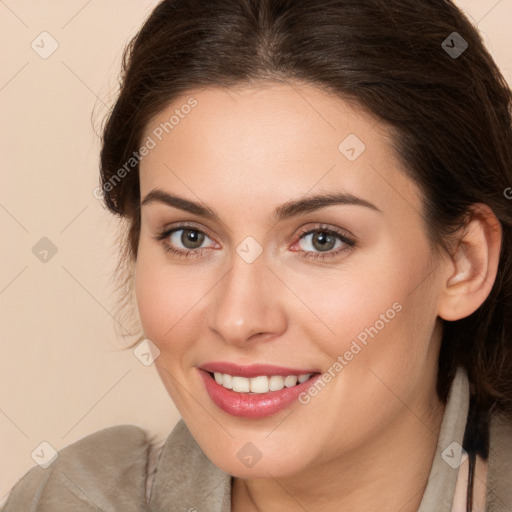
207, 250, 287, 346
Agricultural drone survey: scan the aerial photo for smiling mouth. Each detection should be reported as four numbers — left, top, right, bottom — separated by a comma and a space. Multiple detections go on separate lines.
206, 371, 320, 394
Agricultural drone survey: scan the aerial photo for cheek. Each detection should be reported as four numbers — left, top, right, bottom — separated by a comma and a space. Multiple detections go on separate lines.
293, 238, 439, 378
284, 265, 440, 460
133, 246, 208, 349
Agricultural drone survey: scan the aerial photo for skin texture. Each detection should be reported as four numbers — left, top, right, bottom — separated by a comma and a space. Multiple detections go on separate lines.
134, 81, 501, 512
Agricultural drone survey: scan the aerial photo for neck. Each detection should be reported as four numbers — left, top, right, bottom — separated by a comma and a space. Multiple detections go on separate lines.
232, 393, 446, 512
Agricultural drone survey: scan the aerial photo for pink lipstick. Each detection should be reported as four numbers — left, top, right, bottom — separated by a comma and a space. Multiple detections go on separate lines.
198, 362, 321, 418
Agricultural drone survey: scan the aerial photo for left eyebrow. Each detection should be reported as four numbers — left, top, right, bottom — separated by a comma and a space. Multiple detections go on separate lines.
272, 192, 382, 222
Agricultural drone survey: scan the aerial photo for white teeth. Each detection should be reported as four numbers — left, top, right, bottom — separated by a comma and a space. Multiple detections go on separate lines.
212, 372, 312, 393
232, 376, 250, 392
269, 375, 285, 391
250, 376, 269, 394
284, 375, 298, 387
222, 373, 233, 389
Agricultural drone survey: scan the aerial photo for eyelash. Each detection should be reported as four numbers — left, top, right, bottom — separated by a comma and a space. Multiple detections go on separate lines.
152, 223, 356, 261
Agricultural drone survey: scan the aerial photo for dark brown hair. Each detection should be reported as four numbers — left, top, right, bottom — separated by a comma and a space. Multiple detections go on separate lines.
99, 0, 512, 420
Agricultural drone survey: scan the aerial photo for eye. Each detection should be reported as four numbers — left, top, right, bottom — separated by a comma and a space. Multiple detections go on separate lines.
169, 228, 211, 250
153, 223, 356, 261
294, 225, 356, 261
153, 224, 217, 258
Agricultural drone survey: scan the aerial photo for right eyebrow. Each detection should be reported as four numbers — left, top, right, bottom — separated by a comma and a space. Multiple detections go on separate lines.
141, 189, 218, 219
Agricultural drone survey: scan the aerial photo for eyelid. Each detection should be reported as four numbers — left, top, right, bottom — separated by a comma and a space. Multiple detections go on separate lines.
161, 221, 218, 245
294, 223, 355, 242
158, 221, 354, 242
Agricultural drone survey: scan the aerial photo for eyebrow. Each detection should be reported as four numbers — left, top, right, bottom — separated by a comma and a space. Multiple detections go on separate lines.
140, 188, 382, 222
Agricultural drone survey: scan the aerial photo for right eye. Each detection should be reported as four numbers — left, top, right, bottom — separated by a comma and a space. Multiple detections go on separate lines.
154, 225, 218, 258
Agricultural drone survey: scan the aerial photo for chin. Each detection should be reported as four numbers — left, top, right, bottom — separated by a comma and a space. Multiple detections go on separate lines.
196, 434, 315, 479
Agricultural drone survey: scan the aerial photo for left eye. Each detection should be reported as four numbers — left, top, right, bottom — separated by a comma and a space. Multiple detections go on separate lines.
297, 230, 345, 253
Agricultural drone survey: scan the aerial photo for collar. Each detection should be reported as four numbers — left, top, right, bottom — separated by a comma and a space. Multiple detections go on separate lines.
149, 367, 469, 512
148, 417, 231, 511
418, 366, 470, 511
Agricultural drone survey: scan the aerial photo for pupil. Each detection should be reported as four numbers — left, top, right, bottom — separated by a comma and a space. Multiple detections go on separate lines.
313, 232, 335, 251
182, 229, 204, 249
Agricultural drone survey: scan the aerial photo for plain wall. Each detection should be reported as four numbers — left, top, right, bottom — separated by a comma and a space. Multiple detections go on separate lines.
1, 0, 511, 504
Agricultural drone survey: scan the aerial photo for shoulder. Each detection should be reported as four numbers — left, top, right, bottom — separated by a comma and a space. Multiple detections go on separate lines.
2, 424, 153, 512
147, 420, 232, 511
486, 411, 512, 511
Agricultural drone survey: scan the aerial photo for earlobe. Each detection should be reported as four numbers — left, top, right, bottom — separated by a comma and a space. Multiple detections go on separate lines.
438, 204, 502, 322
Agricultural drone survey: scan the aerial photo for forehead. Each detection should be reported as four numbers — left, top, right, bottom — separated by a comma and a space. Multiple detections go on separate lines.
139, 82, 422, 218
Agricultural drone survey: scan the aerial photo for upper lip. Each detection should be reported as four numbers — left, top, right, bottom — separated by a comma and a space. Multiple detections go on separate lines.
200, 361, 320, 378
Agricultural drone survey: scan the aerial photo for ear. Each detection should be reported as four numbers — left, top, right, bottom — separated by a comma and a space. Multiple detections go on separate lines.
437, 203, 502, 321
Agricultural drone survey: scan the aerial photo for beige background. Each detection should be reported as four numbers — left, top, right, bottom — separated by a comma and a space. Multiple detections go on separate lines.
1, 0, 511, 503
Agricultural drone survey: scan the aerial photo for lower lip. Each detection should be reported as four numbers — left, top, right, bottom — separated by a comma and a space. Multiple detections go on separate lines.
198, 368, 321, 418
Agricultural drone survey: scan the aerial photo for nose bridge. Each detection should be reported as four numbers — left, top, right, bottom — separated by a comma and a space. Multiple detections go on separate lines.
207, 247, 285, 344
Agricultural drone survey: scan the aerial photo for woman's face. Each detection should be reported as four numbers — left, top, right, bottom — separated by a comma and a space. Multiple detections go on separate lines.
135, 82, 449, 478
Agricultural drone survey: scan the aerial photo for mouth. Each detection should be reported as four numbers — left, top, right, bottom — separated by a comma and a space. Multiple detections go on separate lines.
198, 367, 322, 418
205, 370, 317, 393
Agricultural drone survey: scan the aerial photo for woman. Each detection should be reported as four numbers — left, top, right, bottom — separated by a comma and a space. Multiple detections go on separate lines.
3, 0, 511, 511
